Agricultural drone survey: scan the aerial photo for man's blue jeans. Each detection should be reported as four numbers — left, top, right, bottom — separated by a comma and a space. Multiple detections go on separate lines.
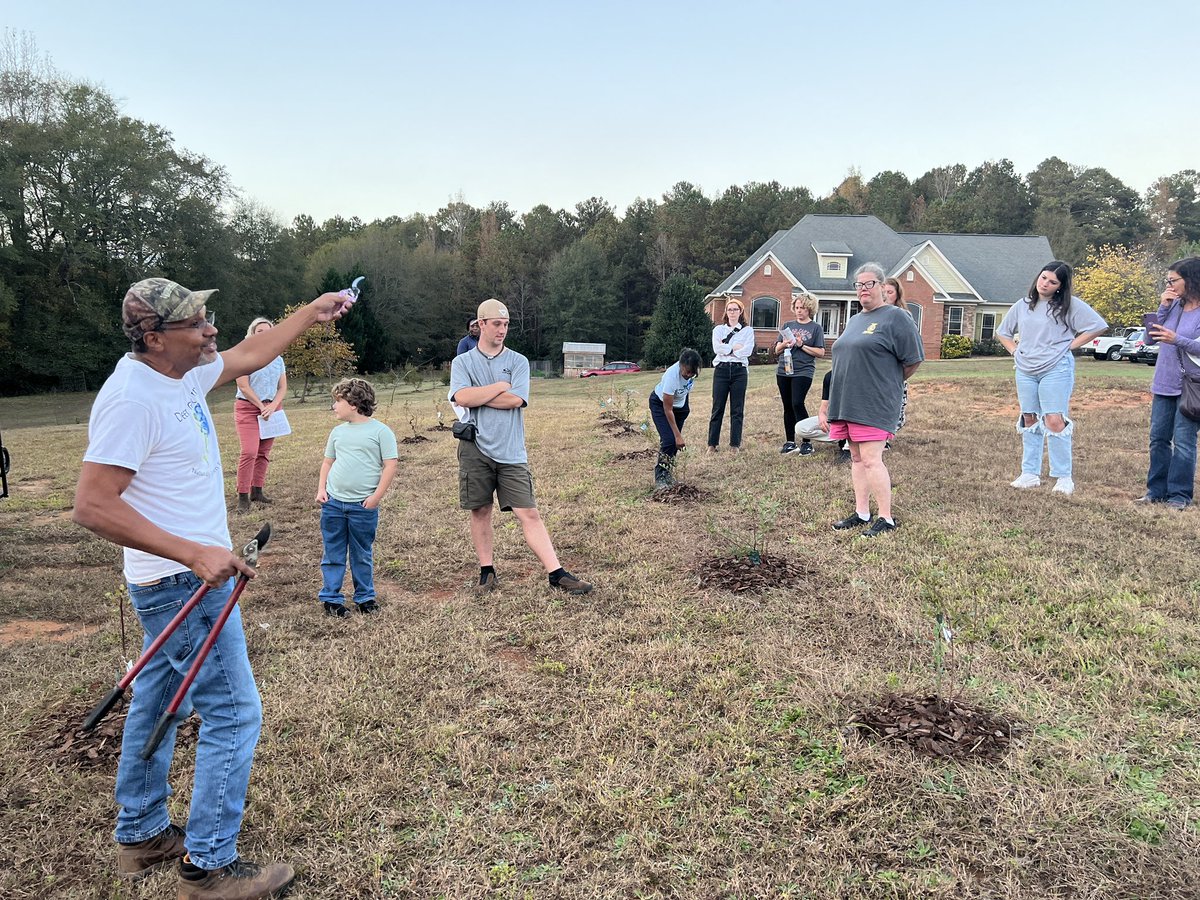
1014, 353, 1076, 478
319, 498, 379, 606
117, 572, 262, 870
1147, 393, 1200, 505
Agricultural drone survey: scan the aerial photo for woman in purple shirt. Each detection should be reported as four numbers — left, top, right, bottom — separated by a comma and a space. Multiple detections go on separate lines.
1138, 257, 1200, 509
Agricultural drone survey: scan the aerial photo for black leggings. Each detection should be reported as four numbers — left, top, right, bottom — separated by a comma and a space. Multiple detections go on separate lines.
777, 374, 813, 443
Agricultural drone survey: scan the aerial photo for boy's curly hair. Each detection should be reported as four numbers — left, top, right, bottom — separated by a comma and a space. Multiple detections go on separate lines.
331, 377, 376, 416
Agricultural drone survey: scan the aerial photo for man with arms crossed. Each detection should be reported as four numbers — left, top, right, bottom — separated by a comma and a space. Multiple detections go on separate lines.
450, 298, 593, 595
74, 278, 352, 899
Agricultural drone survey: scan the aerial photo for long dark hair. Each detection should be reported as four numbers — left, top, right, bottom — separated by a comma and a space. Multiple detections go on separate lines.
1026, 260, 1073, 325
1168, 257, 1200, 305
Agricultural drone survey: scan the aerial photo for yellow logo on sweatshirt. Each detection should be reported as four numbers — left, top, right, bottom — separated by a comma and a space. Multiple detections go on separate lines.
864, 323, 878, 334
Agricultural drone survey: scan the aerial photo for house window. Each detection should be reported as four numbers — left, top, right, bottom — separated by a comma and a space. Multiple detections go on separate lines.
828, 261, 841, 271
906, 270, 914, 282
751, 297, 779, 329
764, 264, 772, 276
980, 312, 996, 341
908, 303, 923, 332
850, 301, 862, 317
947, 306, 964, 336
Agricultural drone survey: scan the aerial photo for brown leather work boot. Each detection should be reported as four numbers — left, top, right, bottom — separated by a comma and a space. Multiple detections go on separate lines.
178, 856, 295, 899
117, 822, 186, 879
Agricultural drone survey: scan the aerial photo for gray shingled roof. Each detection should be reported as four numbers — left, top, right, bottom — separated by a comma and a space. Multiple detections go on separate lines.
709, 214, 1054, 303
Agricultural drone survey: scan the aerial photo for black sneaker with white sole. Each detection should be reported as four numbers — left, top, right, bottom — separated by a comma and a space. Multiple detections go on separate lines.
799, 440, 814, 456
860, 518, 897, 537
780, 441, 798, 455
832, 513, 871, 530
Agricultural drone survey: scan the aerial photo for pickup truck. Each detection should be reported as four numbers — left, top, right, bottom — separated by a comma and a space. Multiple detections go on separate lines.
1086, 327, 1138, 361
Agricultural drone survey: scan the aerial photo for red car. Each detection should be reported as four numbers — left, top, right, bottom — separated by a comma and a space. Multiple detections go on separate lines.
579, 361, 641, 377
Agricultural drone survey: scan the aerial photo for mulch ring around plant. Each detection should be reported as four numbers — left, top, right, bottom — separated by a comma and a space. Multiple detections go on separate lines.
400, 434, 431, 444
695, 554, 815, 593
612, 448, 658, 461
649, 483, 711, 504
40, 696, 199, 771
845, 693, 1020, 763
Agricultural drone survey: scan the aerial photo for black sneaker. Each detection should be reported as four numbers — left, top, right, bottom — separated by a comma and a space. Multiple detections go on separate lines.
179, 856, 295, 900
550, 571, 593, 594
832, 513, 871, 530
780, 441, 798, 455
861, 518, 897, 537
836, 449, 852, 464
799, 440, 814, 456
323, 601, 349, 618
356, 600, 379, 614
117, 823, 186, 879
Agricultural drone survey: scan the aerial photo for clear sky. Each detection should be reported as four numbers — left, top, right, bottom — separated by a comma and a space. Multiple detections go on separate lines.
6, 0, 1195, 225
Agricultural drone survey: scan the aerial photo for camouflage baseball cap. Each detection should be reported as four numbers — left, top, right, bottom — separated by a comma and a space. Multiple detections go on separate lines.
122, 278, 218, 340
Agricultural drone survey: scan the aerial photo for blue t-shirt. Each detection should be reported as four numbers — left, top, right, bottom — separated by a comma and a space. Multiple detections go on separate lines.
653, 362, 696, 409
456, 335, 478, 356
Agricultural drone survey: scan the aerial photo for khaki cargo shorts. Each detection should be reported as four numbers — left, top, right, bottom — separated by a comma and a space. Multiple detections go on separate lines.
457, 439, 537, 511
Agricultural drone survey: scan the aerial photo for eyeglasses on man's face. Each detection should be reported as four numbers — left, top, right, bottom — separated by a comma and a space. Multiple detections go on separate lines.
159, 310, 216, 332
853, 280, 879, 291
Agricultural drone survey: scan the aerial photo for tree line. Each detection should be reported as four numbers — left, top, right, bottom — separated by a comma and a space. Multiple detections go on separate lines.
2, 32, 1198, 394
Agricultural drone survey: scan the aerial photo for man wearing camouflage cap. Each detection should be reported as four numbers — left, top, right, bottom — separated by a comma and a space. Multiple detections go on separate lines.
449, 298, 594, 595
74, 278, 354, 899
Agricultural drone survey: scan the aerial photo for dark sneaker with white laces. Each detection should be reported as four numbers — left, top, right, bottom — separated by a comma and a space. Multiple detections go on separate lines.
323, 601, 349, 618
178, 856, 294, 900
832, 513, 871, 530
861, 518, 897, 538
780, 441, 798, 455
117, 822, 186, 879
550, 571, 593, 594
799, 440, 814, 456
356, 599, 379, 614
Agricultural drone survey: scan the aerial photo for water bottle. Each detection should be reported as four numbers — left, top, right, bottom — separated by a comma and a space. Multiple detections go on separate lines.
783, 348, 793, 375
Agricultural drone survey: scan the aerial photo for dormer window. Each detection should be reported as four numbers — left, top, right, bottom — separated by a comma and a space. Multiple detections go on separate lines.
812, 241, 853, 280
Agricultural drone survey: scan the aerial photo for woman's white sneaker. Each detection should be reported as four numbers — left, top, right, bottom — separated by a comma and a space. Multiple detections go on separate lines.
1010, 473, 1041, 489
1052, 477, 1075, 495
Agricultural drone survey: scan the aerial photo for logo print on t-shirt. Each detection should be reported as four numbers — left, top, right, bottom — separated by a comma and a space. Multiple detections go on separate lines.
864, 323, 878, 334
190, 401, 212, 467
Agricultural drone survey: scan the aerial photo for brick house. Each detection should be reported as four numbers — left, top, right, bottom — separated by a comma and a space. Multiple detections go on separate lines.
705, 215, 1055, 360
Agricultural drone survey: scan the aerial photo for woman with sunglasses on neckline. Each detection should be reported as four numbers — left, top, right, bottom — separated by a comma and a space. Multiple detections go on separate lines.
707, 299, 755, 453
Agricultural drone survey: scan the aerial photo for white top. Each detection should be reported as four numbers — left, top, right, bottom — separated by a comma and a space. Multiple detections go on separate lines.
84, 354, 231, 583
712, 324, 755, 366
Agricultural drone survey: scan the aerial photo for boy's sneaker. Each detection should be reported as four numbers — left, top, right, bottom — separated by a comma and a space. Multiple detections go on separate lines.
836, 448, 852, 464
1010, 473, 1041, 489
1051, 477, 1074, 495
178, 856, 294, 900
799, 440, 814, 456
474, 571, 499, 594
323, 601, 349, 618
550, 571, 593, 595
832, 513, 871, 530
356, 600, 379, 614
780, 441, 798, 455
861, 518, 897, 538
117, 823, 186, 879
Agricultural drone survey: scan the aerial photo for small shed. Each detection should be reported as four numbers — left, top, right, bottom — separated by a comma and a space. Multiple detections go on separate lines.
562, 342, 606, 378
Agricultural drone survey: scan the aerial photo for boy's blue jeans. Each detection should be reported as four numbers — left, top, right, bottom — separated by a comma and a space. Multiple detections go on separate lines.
117, 572, 262, 870
319, 498, 379, 606
1014, 354, 1076, 478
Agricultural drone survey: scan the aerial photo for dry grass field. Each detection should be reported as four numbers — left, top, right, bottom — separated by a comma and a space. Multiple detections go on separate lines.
1, 358, 1198, 899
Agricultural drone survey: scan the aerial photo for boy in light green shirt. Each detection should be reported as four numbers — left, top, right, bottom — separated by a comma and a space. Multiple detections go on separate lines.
315, 378, 398, 617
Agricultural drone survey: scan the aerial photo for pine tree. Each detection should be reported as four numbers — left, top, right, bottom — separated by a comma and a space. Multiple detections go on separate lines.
642, 276, 713, 367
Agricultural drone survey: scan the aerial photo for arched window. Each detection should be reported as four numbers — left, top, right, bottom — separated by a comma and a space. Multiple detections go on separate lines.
907, 302, 923, 333
751, 297, 779, 329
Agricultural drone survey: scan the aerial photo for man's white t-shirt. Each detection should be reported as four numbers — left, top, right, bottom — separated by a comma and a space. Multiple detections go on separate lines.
84, 354, 232, 583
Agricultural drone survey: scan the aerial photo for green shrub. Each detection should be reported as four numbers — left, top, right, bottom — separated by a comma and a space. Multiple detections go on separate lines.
971, 339, 1005, 356
440, 370, 451, 386
941, 335, 972, 359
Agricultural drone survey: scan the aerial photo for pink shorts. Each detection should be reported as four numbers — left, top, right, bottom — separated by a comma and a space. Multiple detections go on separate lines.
828, 421, 894, 443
